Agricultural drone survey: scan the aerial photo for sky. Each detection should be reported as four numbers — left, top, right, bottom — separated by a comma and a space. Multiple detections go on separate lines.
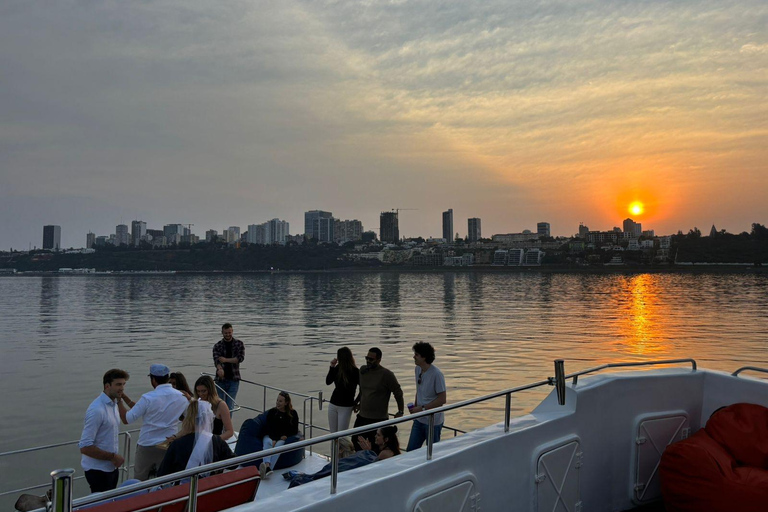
1, 0, 766, 250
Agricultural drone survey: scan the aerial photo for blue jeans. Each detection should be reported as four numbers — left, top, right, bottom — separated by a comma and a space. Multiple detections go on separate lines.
216, 379, 240, 414
406, 420, 443, 452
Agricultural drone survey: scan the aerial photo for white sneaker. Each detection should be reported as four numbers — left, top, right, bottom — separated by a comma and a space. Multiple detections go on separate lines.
259, 462, 267, 479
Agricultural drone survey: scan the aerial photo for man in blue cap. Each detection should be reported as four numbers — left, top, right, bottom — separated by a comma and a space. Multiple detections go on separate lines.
119, 364, 188, 480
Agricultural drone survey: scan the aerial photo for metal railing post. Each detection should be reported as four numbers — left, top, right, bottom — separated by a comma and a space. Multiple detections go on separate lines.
426, 414, 435, 461
318, 391, 323, 411
554, 359, 566, 406
330, 438, 339, 495
51, 469, 75, 512
187, 474, 199, 512
122, 432, 132, 483
309, 400, 314, 456
504, 393, 511, 432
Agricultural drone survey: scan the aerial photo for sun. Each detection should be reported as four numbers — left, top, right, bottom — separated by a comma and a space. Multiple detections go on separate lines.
629, 201, 644, 216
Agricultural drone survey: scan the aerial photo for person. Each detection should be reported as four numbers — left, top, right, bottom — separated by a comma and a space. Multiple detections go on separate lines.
325, 347, 360, 432
352, 347, 404, 450
78, 369, 130, 493
169, 372, 193, 400
406, 342, 447, 452
212, 323, 245, 412
259, 391, 299, 479
156, 400, 234, 478
194, 375, 234, 440
285, 438, 378, 488
357, 426, 401, 460
119, 364, 189, 481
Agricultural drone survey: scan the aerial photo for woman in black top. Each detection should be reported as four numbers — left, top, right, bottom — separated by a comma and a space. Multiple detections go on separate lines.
194, 376, 234, 441
259, 391, 299, 478
325, 347, 359, 432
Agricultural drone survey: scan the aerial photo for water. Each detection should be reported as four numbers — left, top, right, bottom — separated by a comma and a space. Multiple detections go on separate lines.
1, 271, 767, 502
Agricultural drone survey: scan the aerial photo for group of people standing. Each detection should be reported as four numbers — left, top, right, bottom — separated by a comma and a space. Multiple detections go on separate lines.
77, 321, 447, 494
325, 342, 447, 453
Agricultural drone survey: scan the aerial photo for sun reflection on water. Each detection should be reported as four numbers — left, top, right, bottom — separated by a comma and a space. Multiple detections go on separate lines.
618, 274, 665, 355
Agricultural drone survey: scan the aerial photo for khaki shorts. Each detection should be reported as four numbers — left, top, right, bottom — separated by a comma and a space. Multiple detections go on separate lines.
134, 444, 167, 481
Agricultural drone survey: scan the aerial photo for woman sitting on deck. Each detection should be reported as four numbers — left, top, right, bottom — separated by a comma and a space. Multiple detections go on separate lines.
157, 400, 234, 478
194, 376, 234, 440
357, 426, 401, 460
259, 391, 300, 479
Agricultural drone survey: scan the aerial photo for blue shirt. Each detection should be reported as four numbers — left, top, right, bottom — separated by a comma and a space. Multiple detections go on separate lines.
79, 392, 120, 472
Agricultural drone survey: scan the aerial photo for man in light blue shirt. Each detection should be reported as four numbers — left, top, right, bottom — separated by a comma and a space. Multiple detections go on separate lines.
79, 369, 130, 493
406, 342, 447, 452
119, 364, 188, 481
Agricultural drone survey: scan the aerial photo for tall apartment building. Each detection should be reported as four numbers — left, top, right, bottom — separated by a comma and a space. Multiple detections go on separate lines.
623, 218, 642, 238
380, 211, 399, 243
537, 222, 551, 238
205, 230, 218, 243
246, 219, 289, 245
226, 226, 240, 244
578, 223, 590, 238
43, 225, 61, 250
115, 224, 129, 246
334, 219, 364, 243
468, 218, 482, 243
86, 232, 96, 249
442, 209, 454, 243
304, 210, 333, 240
131, 220, 146, 246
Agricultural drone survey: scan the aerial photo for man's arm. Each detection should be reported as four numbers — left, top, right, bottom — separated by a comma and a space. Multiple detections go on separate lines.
79, 408, 125, 467
414, 391, 447, 412
122, 395, 146, 425
387, 372, 405, 418
80, 446, 124, 468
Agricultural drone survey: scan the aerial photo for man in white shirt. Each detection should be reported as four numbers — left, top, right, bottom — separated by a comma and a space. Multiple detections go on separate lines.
406, 342, 447, 452
79, 369, 130, 492
119, 364, 188, 481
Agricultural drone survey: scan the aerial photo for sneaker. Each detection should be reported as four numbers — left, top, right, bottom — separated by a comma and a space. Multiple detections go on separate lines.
258, 462, 267, 479
265, 467, 273, 479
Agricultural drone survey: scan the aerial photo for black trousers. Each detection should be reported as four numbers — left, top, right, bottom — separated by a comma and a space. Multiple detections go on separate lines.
352, 415, 386, 452
84, 469, 119, 493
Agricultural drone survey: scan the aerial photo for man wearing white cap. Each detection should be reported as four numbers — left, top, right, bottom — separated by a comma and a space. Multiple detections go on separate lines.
119, 364, 188, 480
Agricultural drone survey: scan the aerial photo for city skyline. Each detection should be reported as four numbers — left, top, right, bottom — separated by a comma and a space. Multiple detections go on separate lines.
1, 1, 766, 251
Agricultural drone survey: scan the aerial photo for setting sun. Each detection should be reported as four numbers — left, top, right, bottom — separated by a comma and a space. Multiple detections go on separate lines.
629, 202, 644, 216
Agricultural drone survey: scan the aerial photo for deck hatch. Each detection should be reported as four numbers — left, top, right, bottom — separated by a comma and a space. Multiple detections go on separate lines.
634, 413, 689, 503
536, 440, 581, 512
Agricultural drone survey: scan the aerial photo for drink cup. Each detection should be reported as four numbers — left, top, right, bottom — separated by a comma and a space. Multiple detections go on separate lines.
407, 402, 414, 412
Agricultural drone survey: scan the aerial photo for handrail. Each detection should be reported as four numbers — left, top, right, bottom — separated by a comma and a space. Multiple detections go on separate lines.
732, 366, 768, 377
560, 358, 697, 385
42, 357, 701, 511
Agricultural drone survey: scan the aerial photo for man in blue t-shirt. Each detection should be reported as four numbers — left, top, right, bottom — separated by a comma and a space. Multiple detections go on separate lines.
406, 342, 447, 452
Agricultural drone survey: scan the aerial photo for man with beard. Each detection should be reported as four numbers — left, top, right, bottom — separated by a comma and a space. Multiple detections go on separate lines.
352, 347, 404, 451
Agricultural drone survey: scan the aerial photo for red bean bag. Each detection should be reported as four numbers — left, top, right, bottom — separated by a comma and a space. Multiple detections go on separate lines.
660, 403, 768, 512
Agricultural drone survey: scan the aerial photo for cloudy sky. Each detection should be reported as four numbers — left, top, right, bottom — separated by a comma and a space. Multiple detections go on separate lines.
1, 0, 766, 249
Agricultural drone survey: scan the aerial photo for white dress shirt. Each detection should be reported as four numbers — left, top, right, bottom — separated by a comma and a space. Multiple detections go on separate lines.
125, 384, 188, 447
79, 392, 120, 472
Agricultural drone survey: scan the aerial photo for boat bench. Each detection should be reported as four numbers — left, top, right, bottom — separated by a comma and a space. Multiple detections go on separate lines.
78, 467, 260, 512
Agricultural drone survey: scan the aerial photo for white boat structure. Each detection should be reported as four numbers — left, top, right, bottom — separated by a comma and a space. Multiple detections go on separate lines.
14, 359, 768, 512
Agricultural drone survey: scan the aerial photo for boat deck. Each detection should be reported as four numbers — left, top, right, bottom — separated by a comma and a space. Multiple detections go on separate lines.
253, 452, 330, 500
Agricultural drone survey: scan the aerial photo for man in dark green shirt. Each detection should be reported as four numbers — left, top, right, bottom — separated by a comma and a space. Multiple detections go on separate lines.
352, 347, 404, 450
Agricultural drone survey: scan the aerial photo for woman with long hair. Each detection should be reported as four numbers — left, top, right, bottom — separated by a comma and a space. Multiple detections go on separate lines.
169, 372, 193, 400
156, 399, 233, 478
194, 376, 234, 441
325, 347, 359, 432
259, 391, 299, 479
357, 425, 400, 460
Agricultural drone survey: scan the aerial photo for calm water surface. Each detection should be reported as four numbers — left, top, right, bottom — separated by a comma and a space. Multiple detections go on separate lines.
1, 271, 767, 500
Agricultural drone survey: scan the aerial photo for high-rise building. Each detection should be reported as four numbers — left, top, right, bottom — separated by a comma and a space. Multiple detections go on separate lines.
537, 222, 551, 238
247, 219, 289, 244
115, 224, 129, 246
227, 226, 240, 244
304, 210, 333, 240
578, 223, 590, 238
333, 219, 364, 243
380, 211, 399, 243
468, 218, 482, 243
317, 216, 334, 243
86, 232, 96, 249
131, 220, 146, 246
442, 209, 454, 243
205, 230, 218, 243
163, 224, 185, 240
623, 218, 642, 238
43, 225, 61, 250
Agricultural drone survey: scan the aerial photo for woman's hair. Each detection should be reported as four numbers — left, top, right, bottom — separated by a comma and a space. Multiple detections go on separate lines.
338, 437, 355, 458
278, 391, 294, 416
337, 347, 357, 386
179, 400, 200, 436
194, 375, 222, 408
170, 372, 192, 396
379, 426, 400, 455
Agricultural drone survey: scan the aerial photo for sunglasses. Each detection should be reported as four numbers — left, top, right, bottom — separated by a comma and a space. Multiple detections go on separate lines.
365, 357, 376, 362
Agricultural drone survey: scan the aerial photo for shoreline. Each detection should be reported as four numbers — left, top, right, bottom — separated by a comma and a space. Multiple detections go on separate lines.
2, 264, 766, 276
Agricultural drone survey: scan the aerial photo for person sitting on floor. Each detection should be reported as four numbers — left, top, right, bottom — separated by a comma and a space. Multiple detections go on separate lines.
357, 426, 400, 460
286, 437, 379, 488
259, 391, 299, 479
156, 400, 234, 478
194, 376, 234, 441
